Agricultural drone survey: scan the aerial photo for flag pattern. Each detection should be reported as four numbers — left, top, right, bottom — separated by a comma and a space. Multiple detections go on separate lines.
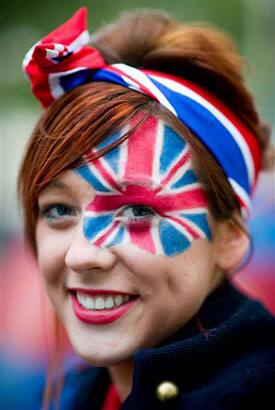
23, 7, 262, 216
76, 116, 211, 256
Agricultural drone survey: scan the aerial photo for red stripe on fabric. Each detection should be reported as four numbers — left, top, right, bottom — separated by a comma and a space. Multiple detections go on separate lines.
101, 383, 121, 410
128, 222, 156, 254
107, 66, 157, 100
123, 116, 158, 182
41, 7, 87, 46
143, 69, 261, 184
166, 215, 200, 239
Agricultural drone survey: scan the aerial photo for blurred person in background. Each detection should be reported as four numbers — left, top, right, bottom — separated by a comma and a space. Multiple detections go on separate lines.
18, 6, 275, 410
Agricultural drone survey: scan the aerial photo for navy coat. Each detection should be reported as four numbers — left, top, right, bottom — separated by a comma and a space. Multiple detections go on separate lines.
29, 280, 275, 409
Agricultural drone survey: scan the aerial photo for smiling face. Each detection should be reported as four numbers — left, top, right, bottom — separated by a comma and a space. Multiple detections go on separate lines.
36, 115, 221, 366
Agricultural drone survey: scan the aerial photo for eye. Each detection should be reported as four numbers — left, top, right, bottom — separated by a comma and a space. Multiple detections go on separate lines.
118, 204, 156, 224
40, 204, 76, 225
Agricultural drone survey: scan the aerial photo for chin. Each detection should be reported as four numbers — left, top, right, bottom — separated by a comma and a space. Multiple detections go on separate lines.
71, 341, 136, 367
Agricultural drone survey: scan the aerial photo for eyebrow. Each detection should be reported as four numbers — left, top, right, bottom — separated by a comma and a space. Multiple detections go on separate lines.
40, 180, 71, 193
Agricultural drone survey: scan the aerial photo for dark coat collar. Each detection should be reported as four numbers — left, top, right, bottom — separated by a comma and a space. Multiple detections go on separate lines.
59, 280, 275, 410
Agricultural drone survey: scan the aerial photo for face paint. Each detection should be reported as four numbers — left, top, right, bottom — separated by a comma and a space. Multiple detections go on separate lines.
76, 116, 211, 256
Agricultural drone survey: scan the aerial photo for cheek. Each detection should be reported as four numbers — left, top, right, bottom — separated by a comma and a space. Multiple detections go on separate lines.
35, 225, 67, 284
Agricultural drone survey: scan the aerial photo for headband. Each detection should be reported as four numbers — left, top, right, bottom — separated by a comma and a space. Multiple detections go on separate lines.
22, 7, 261, 215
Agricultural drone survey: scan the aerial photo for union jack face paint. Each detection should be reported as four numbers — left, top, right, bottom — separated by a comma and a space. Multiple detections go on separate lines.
75, 116, 211, 256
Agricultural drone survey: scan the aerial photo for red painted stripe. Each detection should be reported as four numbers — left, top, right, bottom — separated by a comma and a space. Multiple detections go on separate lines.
94, 220, 119, 247
128, 222, 156, 254
159, 150, 191, 189
88, 157, 123, 193
123, 115, 158, 182
166, 215, 200, 239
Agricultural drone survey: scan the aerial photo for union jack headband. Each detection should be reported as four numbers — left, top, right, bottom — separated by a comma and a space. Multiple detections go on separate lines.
23, 7, 261, 215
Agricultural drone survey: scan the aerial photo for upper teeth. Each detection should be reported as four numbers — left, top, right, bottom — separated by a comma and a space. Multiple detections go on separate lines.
76, 292, 131, 310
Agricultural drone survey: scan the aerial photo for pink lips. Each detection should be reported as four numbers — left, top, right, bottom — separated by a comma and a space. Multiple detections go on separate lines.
70, 291, 139, 325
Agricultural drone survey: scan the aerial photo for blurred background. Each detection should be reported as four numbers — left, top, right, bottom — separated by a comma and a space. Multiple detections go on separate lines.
1, 0, 274, 408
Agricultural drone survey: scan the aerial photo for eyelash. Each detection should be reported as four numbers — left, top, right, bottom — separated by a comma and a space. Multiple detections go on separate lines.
117, 204, 156, 224
40, 203, 156, 227
40, 203, 76, 224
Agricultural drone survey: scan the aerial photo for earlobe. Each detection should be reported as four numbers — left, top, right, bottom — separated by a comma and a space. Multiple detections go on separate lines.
215, 220, 250, 273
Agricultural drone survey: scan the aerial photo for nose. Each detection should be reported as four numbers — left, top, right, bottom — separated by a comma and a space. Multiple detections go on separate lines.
65, 223, 117, 273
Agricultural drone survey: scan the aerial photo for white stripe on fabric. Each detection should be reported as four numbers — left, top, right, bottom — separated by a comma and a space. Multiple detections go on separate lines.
69, 30, 91, 52
22, 41, 40, 77
229, 178, 251, 215
48, 66, 85, 99
151, 75, 255, 186
113, 64, 177, 116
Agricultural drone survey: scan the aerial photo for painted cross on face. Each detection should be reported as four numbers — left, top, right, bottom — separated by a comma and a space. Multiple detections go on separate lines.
75, 116, 211, 257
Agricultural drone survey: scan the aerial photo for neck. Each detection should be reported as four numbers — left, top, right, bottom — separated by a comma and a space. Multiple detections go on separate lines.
108, 360, 134, 402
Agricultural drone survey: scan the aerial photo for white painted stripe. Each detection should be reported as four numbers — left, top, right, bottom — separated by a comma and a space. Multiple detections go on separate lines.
179, 216, 208, 238
151, 75, 255, 185
165, 207, 208, 216
113, 64, 177, 116
151, 220, 164, 255
100, 224, 121, 248
167, 218, 194, 242
159, 181, 203, 196
85, 210, 114, 218
87, 162, 121, 194
153, 120, 164, 187
84, 218, 114, 244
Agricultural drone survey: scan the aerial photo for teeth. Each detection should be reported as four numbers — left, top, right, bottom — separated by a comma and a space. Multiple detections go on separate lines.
76, 293, 132, 311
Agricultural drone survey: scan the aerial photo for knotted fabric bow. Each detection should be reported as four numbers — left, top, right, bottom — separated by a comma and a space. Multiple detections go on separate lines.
23, 7, 261, 215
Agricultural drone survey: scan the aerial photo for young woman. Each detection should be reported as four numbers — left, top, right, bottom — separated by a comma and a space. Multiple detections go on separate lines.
19, 7, 275, 410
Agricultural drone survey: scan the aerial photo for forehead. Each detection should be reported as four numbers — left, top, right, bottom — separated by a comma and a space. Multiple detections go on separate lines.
81, 115, 189, 188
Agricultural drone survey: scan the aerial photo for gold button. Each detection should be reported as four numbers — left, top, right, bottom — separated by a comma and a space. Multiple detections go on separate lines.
156, 381, 179, 401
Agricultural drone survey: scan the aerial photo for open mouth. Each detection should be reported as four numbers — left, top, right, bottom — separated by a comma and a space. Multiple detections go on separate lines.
72, 290, 138, 311
69, 290, 139, 325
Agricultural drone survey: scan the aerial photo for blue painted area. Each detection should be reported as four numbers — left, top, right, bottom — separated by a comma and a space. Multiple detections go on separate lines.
107, 226, 125, 247
75, 165, 110, 192
180, 212, 212, 240
99, 133, 121, 174
96, 130, 121, 150
171, 169, 198, 189
83, 215, 113, 241
159, 220, 191, 256
159, 125, 186, 174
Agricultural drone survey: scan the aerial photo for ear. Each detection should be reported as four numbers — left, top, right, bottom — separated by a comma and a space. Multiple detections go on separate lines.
214, 220, 250, 273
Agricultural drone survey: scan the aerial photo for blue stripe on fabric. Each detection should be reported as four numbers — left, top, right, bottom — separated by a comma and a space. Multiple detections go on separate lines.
107, 226, 125, 247
75, 165, 110, 192
92, 68, 130, 88
179, 213, 212, 240
159, 220, 191, 256
159, 125, 186, 175
83, 214, 113, 241
170, 169, 198, 189
60, 67, 130, 93
149, 77, 250, 195
60, 69, 92, 92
